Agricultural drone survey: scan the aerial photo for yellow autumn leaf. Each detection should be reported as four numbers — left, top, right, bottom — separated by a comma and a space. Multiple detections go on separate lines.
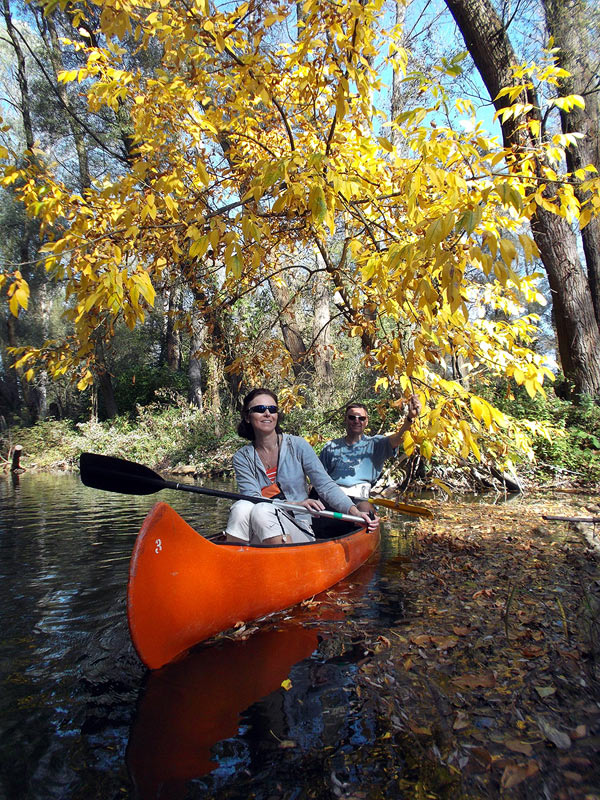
308, 184, 327, 224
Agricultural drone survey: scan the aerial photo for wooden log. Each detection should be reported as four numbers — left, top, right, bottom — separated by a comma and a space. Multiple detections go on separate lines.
11, 445, 23, 472
543, 514, 600, 524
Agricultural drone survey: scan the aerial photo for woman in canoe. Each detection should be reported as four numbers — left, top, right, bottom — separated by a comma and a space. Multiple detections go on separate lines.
226, 388, 379, 545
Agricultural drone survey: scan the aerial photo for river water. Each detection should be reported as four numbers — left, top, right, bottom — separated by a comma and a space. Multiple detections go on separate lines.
0, 471, 418, 800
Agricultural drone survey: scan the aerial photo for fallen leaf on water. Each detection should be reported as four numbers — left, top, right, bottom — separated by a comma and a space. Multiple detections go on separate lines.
281, 679, 292, 691
279, 739, 297, 749
535, 685, 556, 699
537, 717, 571, 750
451, 671, 496, 690
468, 746, 493, 769
521, 646, 545, 658
570, 725, 588, 739
500, 760, 539, 790
453, 712, 470, 730
452, 625, 470, 636
409, 634, 431, 646
408, 720, 433, 736
430, 635, 459, 650
559, 756, 593, 768
505, 739, 534, 757
563, 771, 584, 783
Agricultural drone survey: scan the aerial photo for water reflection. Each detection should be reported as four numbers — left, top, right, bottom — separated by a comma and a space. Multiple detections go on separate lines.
0, 472, 418, 800
127, 625, 320, 799
126, 558, 381, 799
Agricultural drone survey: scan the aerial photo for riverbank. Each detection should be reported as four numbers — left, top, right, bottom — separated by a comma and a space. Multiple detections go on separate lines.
343, 493, 600, 799
2, 406, 599, 495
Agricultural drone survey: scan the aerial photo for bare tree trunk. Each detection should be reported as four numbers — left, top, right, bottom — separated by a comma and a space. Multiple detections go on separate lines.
207, 354, 222, 435
41, 14, 91, 191
2, 0, 34, 152
312, 264, 334, 403
188, 309, 205, 409
443, 0, 600, 398
97, 367, 118, 419
268, 277, 312, 381
390, 0, 407, 150
165, 285, 182, 371
160, 284, 182, 370
94, 335, 118, 418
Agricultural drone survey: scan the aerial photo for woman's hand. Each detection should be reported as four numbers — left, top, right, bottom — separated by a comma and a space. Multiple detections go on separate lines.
296, 497, 326, 515
349, 505, 380, 531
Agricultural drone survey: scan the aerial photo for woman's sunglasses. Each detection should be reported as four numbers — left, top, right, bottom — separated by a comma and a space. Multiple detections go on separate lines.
248, 404, 279, 414
347, 414, 367, 422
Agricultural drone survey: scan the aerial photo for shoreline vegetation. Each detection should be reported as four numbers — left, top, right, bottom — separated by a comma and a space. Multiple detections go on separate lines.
1, 390, 599, 494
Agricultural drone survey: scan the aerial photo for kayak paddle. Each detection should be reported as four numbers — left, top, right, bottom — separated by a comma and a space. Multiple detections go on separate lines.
79, 452, 366, 525
368, 496, 433, 518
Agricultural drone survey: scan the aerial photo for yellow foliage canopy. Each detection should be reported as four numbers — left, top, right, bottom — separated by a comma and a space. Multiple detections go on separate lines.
1, 0, 598, 465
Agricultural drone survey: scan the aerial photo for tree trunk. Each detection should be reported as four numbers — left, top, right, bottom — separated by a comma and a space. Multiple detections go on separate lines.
161, 284, 182, 370
312, 264, 334, 403
97, 368, 118, 419
165, 289, 182, 372
268, 277, 312, 381
94, 336, 118, 418
2, 0, 34, 152
443, 0, 600, 398
390, 0, 407, 150
543, 0, 600, 327
207, 354, 222, 435
188, 310, 205, 409
42, 14, 91, 191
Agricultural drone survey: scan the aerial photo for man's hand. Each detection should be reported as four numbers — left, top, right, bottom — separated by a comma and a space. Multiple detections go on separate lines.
405, 393, 421, 423
388, 393, 422, 448
349, 505, 380, 531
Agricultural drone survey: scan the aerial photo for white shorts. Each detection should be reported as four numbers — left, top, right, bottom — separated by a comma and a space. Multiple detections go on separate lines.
225, 500, 315, 544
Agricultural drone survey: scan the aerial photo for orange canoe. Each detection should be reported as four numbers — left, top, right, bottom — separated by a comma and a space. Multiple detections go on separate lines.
127, 501, 380, 670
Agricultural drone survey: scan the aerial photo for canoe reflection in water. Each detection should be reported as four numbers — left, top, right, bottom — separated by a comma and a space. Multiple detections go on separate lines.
126, 624, 319, 799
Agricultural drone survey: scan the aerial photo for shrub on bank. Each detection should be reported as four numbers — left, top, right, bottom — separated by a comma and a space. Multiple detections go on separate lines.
479, 381, 600, 483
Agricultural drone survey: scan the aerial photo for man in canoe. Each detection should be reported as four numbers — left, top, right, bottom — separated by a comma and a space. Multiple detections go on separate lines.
318, 395, 421, 514
225, 388, 379, 546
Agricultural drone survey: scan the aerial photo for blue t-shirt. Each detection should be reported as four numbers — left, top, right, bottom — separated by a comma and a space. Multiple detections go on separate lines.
319, 435, 395, 487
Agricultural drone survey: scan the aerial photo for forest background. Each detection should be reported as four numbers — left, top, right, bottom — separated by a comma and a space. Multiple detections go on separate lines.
1, 0, 600, 490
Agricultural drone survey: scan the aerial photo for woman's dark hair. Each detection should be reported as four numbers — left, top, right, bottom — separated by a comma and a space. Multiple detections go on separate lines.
237, 388, 284, 440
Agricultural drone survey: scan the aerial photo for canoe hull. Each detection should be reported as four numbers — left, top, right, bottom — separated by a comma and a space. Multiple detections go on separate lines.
127, 501, 380, 669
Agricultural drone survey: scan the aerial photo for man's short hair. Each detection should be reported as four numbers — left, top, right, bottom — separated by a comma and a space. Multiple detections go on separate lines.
345, 401, 368, 416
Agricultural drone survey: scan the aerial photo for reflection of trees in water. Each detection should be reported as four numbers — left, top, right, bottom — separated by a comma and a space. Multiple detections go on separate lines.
230, 637, 375, 785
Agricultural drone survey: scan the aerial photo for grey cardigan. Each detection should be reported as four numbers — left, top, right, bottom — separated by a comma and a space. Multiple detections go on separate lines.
232, 434, 355, 526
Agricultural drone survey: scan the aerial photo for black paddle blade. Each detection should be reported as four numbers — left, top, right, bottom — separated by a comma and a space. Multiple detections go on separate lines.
79, 452, 166, 496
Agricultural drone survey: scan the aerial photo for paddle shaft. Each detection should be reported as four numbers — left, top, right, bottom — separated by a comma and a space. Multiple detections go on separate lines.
164, 478, 365, 524
80, 453, 366, 525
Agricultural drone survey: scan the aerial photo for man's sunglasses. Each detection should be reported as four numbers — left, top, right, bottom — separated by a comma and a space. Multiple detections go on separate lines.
347, 414, 367, 422
248, 404, 279, 414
